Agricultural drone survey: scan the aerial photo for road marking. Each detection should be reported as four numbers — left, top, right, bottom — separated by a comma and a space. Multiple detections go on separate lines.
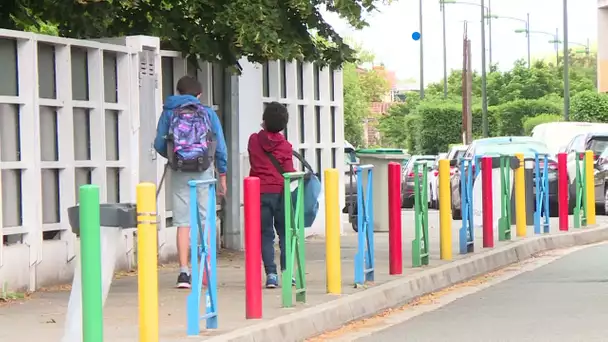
308, 242, 606, 342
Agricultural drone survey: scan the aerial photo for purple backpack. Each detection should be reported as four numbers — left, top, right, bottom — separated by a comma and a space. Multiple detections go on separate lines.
167, 104, 216, 172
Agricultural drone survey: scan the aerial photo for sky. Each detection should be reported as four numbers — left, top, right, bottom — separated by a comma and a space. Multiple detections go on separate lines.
323, 0, 598, 87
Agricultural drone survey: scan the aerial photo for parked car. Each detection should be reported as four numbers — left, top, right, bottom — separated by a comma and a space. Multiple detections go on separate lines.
401, 155, 436, 208
343, 142, 359, 231
450, 137, 558, 219
428, 153, 448, 209
428, 146, 468, 210
531, 122, 608, 156
563, 132, 608, 212
594, 147, 608, 213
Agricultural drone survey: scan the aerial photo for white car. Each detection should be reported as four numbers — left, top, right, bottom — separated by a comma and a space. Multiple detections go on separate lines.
531, 122, 608, 156
428, 153, 447, 209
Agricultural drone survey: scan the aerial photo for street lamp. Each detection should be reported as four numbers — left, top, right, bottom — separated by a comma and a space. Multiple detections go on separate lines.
440, 0, 491, 136
515, 28, 559, 66
489, 13, 531, 68
570, 39, 590, 56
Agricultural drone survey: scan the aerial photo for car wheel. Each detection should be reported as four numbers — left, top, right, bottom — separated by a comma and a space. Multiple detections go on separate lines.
452, 201, 461, 220
404, 198, 414, 209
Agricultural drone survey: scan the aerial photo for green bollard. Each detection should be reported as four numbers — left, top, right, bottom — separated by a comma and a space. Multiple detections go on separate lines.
282, 172, 307, 308
498, 155, 512, 241
79, 185, 103, 342
412, 163, 429, 267
574, 153, 587, 228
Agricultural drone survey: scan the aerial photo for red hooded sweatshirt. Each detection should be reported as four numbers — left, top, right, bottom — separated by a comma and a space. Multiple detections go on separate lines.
248, 130, 296, 193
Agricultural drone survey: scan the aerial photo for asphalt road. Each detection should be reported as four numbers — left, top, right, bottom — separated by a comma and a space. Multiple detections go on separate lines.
356, 243, 608, 342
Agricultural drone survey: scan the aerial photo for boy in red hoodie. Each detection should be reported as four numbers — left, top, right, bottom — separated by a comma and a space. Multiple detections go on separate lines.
248, 102, 296, 288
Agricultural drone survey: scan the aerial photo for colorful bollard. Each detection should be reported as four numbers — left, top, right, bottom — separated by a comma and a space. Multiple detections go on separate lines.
481, 156, 494, 248
388, 162, 403, 274
187, 179, 218, 334
557, 153, 569, 231
354, 165, 375, 286
79, 185, 104, 342
585, 150, 596, 225
324, 169, 342, 294
438, 159, 452, 260
244, 177, 262, 319
514, 153, 527, 237
136, 183, 159, 342
282, 172, 307, 307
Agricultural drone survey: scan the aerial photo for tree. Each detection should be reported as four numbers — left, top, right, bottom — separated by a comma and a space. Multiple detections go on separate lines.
343, 63, 367, 147
1, 0, 388, 69
342, 46, 391, 147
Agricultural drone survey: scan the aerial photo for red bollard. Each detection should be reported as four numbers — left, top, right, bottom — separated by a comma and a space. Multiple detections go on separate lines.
244, 177, 262, 319
557, 153, 569, 231
388, 162, 402, 275
481, 156, 494, 248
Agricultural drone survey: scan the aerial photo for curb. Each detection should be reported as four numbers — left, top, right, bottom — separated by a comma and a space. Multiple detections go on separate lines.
204, 226, 608, 342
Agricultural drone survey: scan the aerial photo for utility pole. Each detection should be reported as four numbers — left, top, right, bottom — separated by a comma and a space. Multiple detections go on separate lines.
462, 21, 472, 144
480, 0, 488, 137
488, 0, 492, 68
419, 0, 425, 99
526, 13, 531, 68
563, 0, 569, 121
442, 1, 448, 98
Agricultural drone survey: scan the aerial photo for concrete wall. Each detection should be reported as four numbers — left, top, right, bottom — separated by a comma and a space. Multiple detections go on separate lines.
599, 2, 608, 92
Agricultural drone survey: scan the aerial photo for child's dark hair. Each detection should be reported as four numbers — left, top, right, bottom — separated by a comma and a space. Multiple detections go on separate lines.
176, 76, 202, 97
263, 102, 289, 133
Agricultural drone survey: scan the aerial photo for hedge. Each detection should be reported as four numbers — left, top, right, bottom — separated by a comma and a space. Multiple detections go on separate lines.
404, 114, 421, 153
472, 105, 499, 137
417, 102, 462, 154
570, 90, 608, 122
522, 114, 563, 135
495, 99, 561, 136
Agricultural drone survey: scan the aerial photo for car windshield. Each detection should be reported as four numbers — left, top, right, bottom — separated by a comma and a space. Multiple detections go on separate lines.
588, 137, 608, 155
453, 150, 466, 160
475, 141, 549, 157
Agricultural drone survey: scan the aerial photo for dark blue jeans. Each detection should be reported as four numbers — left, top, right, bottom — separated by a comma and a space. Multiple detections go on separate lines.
261, 193, 286, 275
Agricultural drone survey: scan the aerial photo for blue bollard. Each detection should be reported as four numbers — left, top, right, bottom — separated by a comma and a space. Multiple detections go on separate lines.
534, 153, 550, 234
186, 179, 218, 335
354, 164, 374, 287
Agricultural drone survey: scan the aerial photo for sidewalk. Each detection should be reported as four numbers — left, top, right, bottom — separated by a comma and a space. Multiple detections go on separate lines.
0, 211, 605, 341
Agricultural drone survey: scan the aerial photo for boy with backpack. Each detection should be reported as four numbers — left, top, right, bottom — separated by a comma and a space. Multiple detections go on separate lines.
154, 76, 227, 289
247, 102, 296, 288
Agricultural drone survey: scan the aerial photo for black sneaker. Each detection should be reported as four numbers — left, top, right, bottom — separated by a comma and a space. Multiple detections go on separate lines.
176, 272, 191, 289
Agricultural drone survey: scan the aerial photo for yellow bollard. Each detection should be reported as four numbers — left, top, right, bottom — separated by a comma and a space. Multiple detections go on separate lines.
585, 150, 596, 225
438, 159, 452, 260
324, 168, 341, 294
136, 183, 159, 342
514, 153, 527, 237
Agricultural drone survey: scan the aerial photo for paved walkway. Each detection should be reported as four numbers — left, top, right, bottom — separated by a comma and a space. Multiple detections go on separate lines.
355, 242, 608, 342
0, 211, 602, 341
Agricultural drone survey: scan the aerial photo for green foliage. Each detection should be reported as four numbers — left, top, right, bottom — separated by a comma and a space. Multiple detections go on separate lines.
472, 105, 499, 137
417, 101, 462, 154
1, 0, 385, 69
359, 67, 390, 102
522, 114, 563, 135
342, 49, 391, 147
495, 99, 562, 136
377, 94, 421, 148
403, 114, 421, 153
343, 64, 367, 147
570, 90, 608, 122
